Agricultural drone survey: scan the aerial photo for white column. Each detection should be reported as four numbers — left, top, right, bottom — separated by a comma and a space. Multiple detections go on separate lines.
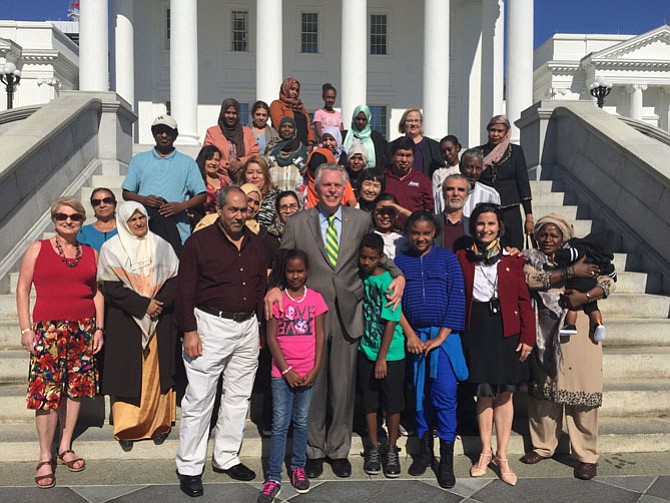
423, 0, 450, 139
79, 0, 109, 91
170, 0, 199, 144
481, 0, 504, 130
506, 0, 534, 143
659, 88, 670, 132
256, 0, 283, 105
629, 84, 647, 121
341, 0, 367, 126
111, 0, 134, 107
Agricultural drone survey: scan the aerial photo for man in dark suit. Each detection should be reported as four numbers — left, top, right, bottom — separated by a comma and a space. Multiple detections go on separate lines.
265, 163, 405, 478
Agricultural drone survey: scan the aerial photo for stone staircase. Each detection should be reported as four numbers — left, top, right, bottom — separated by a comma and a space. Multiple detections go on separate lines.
0, 178, 669, 463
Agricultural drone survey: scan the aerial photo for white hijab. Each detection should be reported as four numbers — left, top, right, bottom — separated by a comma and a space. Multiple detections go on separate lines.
98, 201, 179, 349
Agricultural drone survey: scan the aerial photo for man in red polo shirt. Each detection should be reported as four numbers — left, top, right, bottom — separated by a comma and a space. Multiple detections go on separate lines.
384, 137, 434, 215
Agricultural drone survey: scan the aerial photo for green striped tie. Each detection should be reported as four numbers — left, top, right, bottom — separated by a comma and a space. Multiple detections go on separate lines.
325, 214, 339, 267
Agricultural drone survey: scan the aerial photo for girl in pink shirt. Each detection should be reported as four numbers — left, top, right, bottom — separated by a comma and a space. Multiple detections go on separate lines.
261, 249, 327, 501
313, 83, 343, 141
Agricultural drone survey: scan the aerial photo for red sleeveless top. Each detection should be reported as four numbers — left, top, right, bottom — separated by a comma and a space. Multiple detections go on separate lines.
32, 240, 97, 322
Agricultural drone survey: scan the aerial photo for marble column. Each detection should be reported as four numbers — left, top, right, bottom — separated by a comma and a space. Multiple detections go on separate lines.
423, 0, 450, 139
256, 0, 283, 105
170, 0, 199, 144
111, 0, 134, 107
506, 0, 534, 143
629, 83, 647, 121
79, 0, 109, 91
341, 0, 367, 127
659, 88, 670, 132
481, 0, 504, 134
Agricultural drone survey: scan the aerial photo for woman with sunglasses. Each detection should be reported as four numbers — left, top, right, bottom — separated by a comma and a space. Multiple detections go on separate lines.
78, 188, 118, 251
16, 197, 105, 489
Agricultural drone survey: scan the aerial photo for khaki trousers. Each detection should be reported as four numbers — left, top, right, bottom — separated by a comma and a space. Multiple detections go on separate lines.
527, 395, 599, 464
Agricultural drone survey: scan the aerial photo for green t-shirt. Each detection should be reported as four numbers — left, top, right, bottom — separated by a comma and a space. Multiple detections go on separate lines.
360, 271, 405, 362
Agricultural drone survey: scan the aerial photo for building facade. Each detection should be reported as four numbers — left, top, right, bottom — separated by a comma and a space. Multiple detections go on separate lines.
534, 24, 670, 133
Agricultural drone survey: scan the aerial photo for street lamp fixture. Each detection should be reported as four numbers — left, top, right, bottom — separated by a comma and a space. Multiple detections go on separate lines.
0, 61, 22, 110
589, 76, 612, 109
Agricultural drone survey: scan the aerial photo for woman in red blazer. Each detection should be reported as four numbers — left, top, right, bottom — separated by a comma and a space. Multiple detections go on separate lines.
456, 203, 536, 486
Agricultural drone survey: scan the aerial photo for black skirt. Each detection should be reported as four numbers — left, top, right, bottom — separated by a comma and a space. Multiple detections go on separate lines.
462, 301, 529, 396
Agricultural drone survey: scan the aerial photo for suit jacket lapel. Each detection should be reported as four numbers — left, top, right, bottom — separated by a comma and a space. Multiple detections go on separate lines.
308, 209, 330, 266
336, 207, 351, 272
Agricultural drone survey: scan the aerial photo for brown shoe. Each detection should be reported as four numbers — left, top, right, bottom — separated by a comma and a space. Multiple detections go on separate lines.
574, 462, 597, 480
520, 451, 547, 464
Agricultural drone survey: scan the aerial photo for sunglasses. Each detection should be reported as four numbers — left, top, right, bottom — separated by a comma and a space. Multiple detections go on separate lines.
91, 197, 116, 207
54, 213, 83, 222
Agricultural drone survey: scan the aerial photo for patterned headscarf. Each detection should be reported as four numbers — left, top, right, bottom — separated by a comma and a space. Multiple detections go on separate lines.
534, 213, 574, 245
279, 77, 306, 113
483, 115, 511, 168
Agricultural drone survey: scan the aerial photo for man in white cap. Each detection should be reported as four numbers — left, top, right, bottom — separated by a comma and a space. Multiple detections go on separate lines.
122, 115, 206, 251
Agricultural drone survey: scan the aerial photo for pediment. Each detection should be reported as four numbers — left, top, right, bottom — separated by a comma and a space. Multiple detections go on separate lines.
592, 25, 670, 62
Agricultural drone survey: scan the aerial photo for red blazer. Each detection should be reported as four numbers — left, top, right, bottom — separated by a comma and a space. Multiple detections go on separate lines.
456, 251, 536, 347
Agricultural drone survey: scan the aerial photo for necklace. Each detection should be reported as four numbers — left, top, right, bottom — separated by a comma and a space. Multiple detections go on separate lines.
54, 236, 82, 268
285, 286, 308, 303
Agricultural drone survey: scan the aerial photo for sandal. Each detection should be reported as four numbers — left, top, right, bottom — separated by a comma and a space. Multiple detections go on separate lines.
470, 450, 492, 477
35, 460, 55, 489
493, 454, 517, 486
57, 449, 86, 472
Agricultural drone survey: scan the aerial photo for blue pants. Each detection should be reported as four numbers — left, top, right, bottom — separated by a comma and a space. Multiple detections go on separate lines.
267, 377, 314, 482
413, 348, 458, 442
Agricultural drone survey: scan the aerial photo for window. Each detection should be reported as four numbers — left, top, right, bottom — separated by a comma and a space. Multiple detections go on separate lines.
369, 105, 388, 138
370, 14, 387, 55
301, 13, 318, 53
232, 11, 248, 52
239, 103, 250, 124
165, 8, 170, 49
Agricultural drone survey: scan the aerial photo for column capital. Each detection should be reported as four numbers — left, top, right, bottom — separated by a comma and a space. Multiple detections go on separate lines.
627, 83, 648, 92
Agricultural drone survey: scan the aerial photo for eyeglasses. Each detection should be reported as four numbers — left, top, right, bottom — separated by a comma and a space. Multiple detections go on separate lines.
54, 213, 83, 222
91, 197, 116, 207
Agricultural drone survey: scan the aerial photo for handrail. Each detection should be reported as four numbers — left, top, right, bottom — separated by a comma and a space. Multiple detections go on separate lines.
617, 116, 670, 147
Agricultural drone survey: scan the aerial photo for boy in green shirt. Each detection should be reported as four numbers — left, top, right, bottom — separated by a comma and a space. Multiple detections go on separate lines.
357, 233, 406, 478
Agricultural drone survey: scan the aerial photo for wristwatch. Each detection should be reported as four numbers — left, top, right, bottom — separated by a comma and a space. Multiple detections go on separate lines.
20, 327, 32, 335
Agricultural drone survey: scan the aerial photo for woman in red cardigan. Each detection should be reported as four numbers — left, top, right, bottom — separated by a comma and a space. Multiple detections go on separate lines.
204, 98, 259, 186
456, 203, 536, 486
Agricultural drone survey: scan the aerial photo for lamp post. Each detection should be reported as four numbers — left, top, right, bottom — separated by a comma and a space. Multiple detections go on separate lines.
0, 62, 22, 110
589, 76, 612, 109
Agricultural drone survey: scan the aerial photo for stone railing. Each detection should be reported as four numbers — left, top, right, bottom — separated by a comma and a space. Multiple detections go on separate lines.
0, 91, 135, 291
518, 100, 670, 294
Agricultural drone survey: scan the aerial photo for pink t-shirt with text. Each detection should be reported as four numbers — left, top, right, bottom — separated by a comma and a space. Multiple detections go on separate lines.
271, 288, 328, 378
313, 109, 343, 130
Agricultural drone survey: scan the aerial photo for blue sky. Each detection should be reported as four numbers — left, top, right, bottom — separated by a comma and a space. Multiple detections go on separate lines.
2, 0, 670, 48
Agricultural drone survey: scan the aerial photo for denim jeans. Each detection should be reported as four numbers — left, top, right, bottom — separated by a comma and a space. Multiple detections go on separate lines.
267, 377, 314, 482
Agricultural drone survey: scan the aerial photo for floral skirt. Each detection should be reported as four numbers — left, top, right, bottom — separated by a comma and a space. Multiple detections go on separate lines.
26, 318, 99, 411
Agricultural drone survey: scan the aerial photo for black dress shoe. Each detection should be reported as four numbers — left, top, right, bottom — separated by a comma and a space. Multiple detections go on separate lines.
305, 458, 325, 478
520, 451, 547, 465
178, 472, 203, 497
574, 462, 597, 480
329, 458, 352, 478
212, 462, 255, 481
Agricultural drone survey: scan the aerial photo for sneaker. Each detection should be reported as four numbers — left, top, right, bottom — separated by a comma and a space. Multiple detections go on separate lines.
593, 324, 606, 342
291, 467, 310, 494
364, 443, 382, 475
560, 324, 577, 336
257, 480, 281, 503
384, 445, 401, 478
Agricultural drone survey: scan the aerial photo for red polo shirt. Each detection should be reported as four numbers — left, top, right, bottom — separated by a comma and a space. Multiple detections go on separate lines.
384, 168, 434, 213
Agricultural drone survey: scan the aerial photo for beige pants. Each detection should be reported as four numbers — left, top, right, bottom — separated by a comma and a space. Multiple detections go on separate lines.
527, 395, 599, 463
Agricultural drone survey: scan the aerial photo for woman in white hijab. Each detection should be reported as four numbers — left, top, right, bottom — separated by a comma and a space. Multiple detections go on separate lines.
98, 201, 180, 450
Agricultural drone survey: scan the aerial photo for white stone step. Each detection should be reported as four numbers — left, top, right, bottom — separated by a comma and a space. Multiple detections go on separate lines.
91, 174, 126, 188
0, 294, 33, 319
602, 318, 670, 347
0, 410, 667, 462
613, 253, 629, 271
572, 219, 592, 237
531, 191, 566, 206
533, 204, 578, 221
599, 293, 670, 319
601, 379, 670, 417
0, 351, 28, 383
603, 347, 670, 379
529, 180, 556, 194
615, 271, 651, 294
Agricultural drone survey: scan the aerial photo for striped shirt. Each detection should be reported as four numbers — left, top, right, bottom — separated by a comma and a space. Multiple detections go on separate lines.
394, 245, 466, 331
